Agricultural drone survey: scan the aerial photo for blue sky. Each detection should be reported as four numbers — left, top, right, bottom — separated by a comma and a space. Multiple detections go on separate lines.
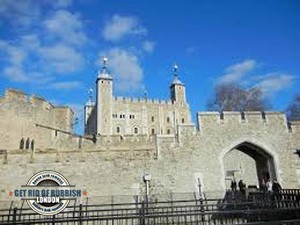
0, 0, 299, 134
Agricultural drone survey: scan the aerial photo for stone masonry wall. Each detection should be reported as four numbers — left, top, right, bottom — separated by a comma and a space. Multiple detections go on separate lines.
1, 111, 300, 208
0, 89, 74, 151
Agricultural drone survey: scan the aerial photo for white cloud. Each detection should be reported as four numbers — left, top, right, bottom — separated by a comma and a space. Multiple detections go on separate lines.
1, 37, 84, 82
0, 41, 26, 66
142, 40, 155, 53
3, 67, 29, 82
0, 0, 41, 27
256, 73, 294, 97
216, 60, 295, 98
102, 14, 147, 42
7, 47, 26, 66
21, 35, 41, 50
0, 0, 74, 27
40, 43, 84, 73
0, 2, 87, 90
0, 40, 29, 82
43, 10, 87, 46
102, 48, 144, 92
218, 60, 256, 84
48, 81, 82, 90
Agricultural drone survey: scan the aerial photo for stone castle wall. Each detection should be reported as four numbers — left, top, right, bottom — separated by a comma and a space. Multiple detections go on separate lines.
0, 89, 74, 151
1, 111, 300, 206
1, 88, 300, 207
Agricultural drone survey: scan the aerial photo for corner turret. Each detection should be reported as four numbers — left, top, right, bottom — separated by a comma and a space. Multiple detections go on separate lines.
96, 57, 113, 135
170, 64, 187, 104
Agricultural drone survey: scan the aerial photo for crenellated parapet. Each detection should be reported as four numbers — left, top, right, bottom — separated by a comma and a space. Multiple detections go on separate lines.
2, 89, 55, 110
0, 88, 74, 150
5, 89, 27, 102
197, 111, 290, 132
29, 95, 54, 110
289, 121, 300, 133
113, 96, 173, 105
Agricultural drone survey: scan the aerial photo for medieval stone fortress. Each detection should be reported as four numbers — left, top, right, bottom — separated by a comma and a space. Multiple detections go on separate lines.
85, 58, 191, 136
0, 59, 300, 206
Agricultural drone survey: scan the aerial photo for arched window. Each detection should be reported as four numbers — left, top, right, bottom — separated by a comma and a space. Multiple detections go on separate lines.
30, 140, 35, 151
134, 127, 138, 134
181, 118, 185, 124
25, 138, 30, 149
116, 126, 120, 133
167, 117, 170, 123
167, 129, 170, 134
19, 138, 24, 149
151, 116, 154, 122
151, 128, 155, 135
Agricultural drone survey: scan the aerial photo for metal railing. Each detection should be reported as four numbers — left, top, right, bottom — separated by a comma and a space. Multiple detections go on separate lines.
0, 189, 300, 225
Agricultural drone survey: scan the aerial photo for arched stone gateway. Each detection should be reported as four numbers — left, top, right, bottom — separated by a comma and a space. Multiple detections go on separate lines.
223, 142, 277, 190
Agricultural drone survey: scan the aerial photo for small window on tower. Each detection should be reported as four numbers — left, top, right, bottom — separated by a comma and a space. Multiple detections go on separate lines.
167, 117, 170, 123
134, 127, 138, 134
151, 128, 155, 135
167, 129, 170, 134
116, 127, 120, 133
182, 118, 185, 124
151, 116, 154, 122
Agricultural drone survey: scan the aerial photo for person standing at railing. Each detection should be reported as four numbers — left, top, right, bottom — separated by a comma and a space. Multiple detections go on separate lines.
231, 179, 237, 192
271, 179, 282, 204
272, 179, 282, 193
238, 179, 246, 196
266, 179, 272, 192
260, 179, 267, 192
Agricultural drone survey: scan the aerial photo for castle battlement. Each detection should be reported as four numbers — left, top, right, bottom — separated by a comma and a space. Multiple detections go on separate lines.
113, 96, 173, 105
3, 89, 55, 110
29, 95, 54, 110
5, 89, 27, 102
1, 89, 74, 113
289, 121, 300, 133
197, 111, 289, 131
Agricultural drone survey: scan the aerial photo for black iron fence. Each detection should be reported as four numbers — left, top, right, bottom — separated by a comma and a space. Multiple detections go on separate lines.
0, 189, 300, 225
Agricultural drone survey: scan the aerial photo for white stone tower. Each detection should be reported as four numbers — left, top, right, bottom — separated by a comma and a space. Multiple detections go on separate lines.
96, 57, 113, 135
170, 64, 187, 105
